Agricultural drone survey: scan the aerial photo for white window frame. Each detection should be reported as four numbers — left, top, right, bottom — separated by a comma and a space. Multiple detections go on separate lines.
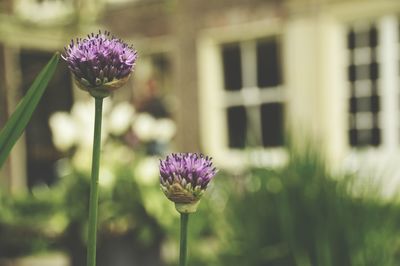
345, 17, 399, 150
197, 20, 287, 170
328, 2, 400, 186
342, 16, 400, 169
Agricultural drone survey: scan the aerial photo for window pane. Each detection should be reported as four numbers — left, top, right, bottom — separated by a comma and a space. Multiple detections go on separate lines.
370, 62, 379, 80
358, 129, 382, 146
261, 103, 284, 147
348, 29, 356, 49
371, 127, 381, 146
355, 97, 372, 112
369, 26, 378, 48
356, 129, 372, 146
355, 64, 371, 80
349, 97, 357, 113
227, 106, 247, 148
349, 129, 357, 146
348, 128, 381, 147
348, 65, 356, 81
347, 25, 378, 49
222, 43, 242, 91
257, 38, 281, 88
371, 95, 380, 113
355, 31, 371, 48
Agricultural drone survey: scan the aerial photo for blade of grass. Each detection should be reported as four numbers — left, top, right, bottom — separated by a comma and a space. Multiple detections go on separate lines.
0, 52, 60, 168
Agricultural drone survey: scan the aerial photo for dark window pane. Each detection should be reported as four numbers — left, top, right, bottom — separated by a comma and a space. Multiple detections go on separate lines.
348, 29, 355, 49
357, 129, 372, 146
257, 39, 281, 88
355, 97, 372, 112
371, 127, 381, 146
370, 62, 379, 80
227, 106, 247, 148
350, 129, 381, 147
372, 113, 380, 128
369, 26, 378, 47
371, 95, 380, 113
355, 32, 370, 48
261, 103, 284, 147
349, 97, 357, 113
349, 128, 380, 147
348, 64, 377, 80
348, 65, 356, 81
349, 129, 357, 146
356, 65, 371, 80
222, 44, 242, 91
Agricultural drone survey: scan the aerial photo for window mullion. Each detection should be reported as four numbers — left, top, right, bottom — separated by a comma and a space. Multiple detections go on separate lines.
240, 41, 262, 146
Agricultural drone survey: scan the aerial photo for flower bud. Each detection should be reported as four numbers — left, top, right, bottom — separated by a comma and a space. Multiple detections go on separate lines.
159, 153, 218, 213
62, 30, 138, 98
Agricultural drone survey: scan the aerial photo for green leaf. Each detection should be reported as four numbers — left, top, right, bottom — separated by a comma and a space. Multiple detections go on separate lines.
0, 52, 60, 168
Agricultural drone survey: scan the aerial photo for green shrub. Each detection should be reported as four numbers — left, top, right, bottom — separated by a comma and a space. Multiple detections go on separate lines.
219, 151, 400, 266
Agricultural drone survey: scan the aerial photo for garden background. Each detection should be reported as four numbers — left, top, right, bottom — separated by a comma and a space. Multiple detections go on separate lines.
2, 0, 400, 265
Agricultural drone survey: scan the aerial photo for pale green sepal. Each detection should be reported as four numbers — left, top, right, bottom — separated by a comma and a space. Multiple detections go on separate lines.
175, 201, 200, 214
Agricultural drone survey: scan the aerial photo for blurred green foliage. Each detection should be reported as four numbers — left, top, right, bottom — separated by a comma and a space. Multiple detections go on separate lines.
2, 148, 400, 266
0, 188, 62, 257
218, 150, 400, 266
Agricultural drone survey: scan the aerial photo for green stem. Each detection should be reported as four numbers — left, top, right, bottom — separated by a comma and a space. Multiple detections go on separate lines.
87, 97, 104, 266
180, 213, 189, 266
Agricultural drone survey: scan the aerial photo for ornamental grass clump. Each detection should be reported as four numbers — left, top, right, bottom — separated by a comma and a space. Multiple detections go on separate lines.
159, 153, 218, 266
62, 30, 137, 266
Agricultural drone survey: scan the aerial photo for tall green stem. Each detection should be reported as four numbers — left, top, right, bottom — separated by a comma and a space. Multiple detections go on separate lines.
180, 213, 189, 266
87, 97, 103, 266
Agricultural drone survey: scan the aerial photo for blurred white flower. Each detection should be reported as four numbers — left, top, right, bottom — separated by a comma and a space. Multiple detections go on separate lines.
102, 98, 113, 114
108, 102, 135, 136
54, 158, 73, 177
153, 118, 176, 142
134, 157, 159, 186
49, 112, 78, 152
70, 101, 95, 148
71, 147, 92, 175
99, 166, 116, 189
70, 100, 109, 149
15, 0, 74, 25
132, 113, 156, 142
102, 141, 135, 168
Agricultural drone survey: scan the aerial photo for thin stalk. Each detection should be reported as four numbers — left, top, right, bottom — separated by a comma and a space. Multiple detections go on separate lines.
180, 213, 189, 266
87, 97, 104, 266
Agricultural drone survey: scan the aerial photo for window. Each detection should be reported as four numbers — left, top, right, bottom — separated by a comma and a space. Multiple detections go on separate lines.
346, 16, 400, 150
347, 23, 380, 147
220, 37, 284, 149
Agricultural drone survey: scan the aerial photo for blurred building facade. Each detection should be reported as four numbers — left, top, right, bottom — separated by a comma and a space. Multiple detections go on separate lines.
1, 0, 400, 192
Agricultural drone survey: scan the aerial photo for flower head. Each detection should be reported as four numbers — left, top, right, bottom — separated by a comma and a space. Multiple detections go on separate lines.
159, 153, 217, 213
62, 30, 138, 97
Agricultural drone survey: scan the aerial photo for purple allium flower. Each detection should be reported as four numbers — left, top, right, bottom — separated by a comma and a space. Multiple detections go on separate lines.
62, 30, 138, 96
159, 153, 217, 211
